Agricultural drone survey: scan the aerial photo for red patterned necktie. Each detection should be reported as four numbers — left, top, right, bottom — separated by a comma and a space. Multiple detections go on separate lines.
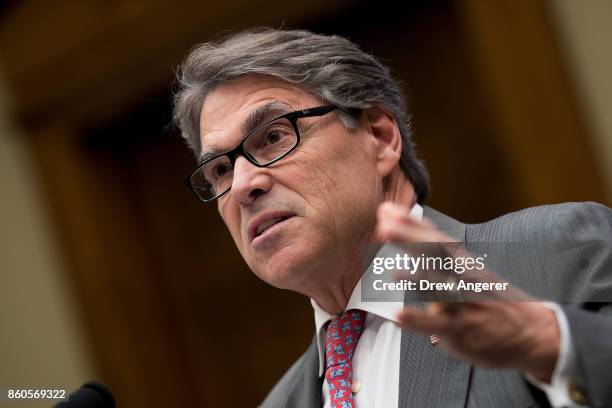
324, 309, 366, 408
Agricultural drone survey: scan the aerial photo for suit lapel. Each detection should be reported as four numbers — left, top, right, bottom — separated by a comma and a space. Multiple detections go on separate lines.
398, 206, 472, 408
286, 337, 323, 408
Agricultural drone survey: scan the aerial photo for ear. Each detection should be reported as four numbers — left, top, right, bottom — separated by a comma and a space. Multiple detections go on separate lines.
363, 105, 402, 178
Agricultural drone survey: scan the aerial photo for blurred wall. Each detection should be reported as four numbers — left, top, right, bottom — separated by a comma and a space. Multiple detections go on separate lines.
0, 76, 93, 406
549, 0, 612, 199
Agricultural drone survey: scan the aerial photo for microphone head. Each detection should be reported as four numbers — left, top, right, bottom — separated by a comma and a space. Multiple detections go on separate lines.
55, 381, 115, 408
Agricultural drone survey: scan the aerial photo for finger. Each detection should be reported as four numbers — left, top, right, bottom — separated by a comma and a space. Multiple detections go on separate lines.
428, 301, 463, 314
377, 202, 416, 225
396, 305, 453, 334
377, 203, 454, 244
377, 204, 440, 234
377, 203, 443, 235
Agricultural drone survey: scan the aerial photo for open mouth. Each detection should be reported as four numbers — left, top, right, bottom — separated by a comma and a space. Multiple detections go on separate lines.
256, 216, 292, 237
248, 211, 296, 244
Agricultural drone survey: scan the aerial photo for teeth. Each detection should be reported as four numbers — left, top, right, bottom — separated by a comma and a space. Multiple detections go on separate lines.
256, 217, 285, 236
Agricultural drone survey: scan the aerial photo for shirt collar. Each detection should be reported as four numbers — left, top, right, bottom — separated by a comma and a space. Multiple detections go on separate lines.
310, 202, 423, 375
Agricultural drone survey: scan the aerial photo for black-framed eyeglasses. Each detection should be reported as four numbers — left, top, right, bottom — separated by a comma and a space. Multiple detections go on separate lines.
184, 104, 352, 203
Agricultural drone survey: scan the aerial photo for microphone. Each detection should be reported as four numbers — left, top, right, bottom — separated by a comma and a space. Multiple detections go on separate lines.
54, 381, 115, 408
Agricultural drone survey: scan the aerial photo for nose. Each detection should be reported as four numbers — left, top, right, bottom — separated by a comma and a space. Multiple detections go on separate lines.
230, 156, 272, 205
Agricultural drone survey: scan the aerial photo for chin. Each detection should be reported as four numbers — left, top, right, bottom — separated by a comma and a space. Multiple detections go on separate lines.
251, 243, 322, 291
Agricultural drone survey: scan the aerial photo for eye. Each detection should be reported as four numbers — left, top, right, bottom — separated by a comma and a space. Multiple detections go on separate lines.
265, 131, 282, 144
213, 163, 230, 178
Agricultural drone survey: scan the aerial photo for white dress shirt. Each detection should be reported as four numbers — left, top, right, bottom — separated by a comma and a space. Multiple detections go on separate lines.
310, 203, 584, 407
313, 279, 405, 408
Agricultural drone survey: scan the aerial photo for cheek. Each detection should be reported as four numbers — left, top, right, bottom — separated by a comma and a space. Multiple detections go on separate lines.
298, 138, 378, 204
278, 140, 379, 237
277, 153, 340, 227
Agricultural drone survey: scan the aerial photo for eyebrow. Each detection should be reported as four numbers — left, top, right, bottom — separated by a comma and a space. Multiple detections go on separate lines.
198, 101, 294, 163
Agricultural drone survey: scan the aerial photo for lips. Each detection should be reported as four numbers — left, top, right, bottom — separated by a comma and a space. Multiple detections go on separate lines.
256, 217, 287, 236
247, 211, 296, 244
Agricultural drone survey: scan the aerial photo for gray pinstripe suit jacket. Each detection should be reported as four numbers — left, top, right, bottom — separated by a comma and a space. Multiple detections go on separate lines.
261, 202, 612, 408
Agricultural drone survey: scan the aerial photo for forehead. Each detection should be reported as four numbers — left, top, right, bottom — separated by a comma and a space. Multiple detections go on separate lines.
199, 75, 321, 149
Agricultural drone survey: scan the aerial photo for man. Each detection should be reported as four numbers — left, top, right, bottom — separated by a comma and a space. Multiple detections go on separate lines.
173, 28, 612, 407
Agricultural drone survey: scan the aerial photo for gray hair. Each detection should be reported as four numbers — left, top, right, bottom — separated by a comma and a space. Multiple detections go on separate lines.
173, 28, 430, 202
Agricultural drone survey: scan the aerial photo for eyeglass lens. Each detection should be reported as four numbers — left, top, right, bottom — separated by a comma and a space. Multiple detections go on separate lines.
190, 117, 298, 200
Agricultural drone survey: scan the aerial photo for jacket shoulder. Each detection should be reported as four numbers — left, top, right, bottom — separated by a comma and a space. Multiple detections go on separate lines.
466, 201, 611, 242
260, 338, 319, 408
